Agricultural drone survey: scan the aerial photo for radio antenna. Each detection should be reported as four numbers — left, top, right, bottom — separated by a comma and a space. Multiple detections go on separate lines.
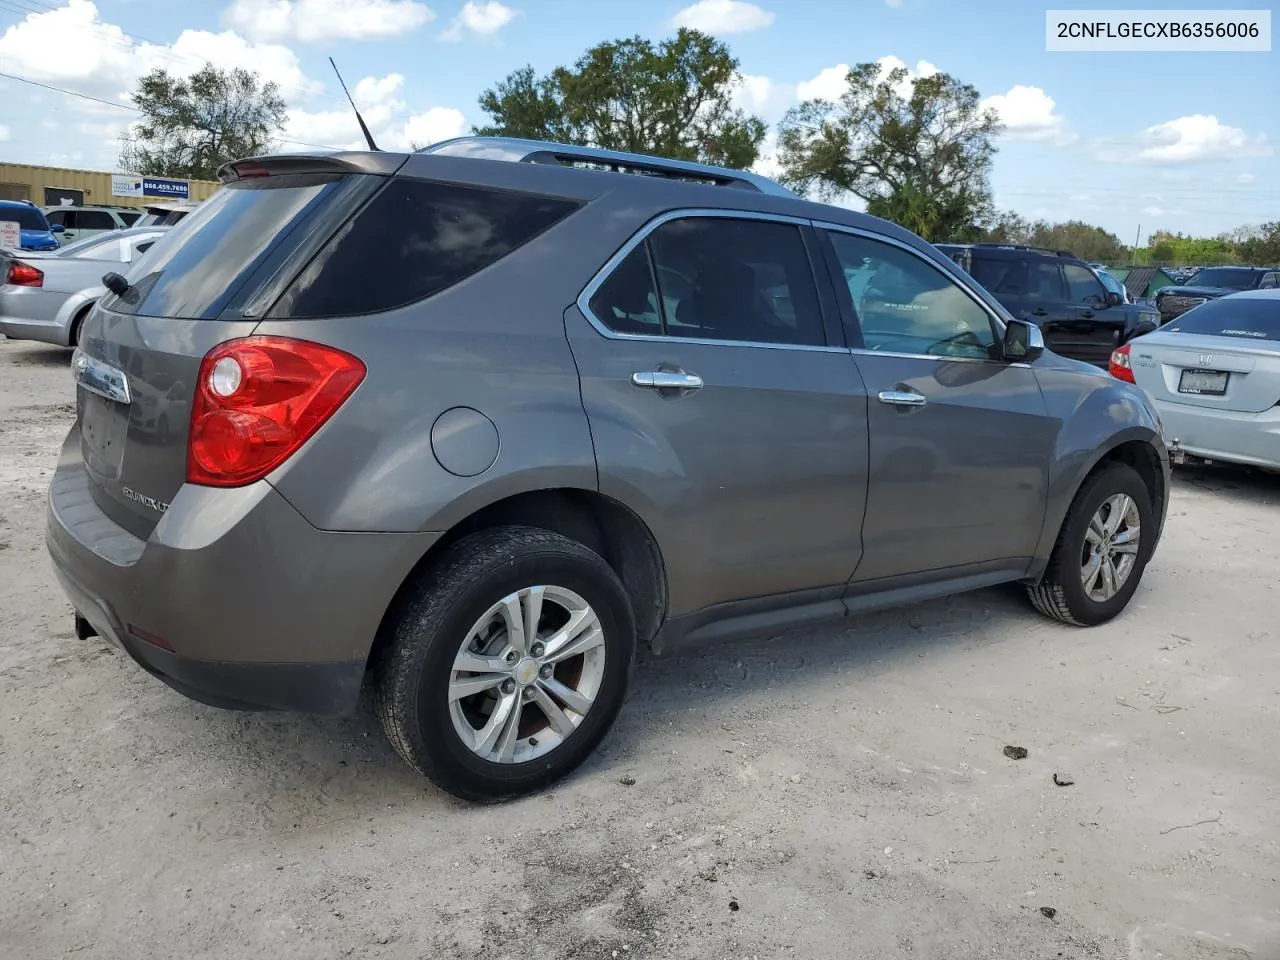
329, 57, 379, 151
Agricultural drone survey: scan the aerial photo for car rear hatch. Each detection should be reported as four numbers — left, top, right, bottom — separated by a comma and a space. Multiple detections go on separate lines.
1128, 298, 1280, 414
71, 153, 401, 539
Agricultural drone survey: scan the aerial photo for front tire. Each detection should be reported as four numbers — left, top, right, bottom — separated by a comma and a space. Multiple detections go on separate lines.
1027, 463, 1154, 626
373, 526, 636, 801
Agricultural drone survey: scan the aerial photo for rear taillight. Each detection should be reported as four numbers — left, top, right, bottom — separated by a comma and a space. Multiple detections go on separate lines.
6, 261, 43, 287
187, 336, 366, 487
234, 162, 271, 178
1108, 344, 1135, 383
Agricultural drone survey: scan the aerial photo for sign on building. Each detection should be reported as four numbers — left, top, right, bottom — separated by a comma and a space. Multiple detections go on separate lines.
111, 174, 191, 200
0, 220, 20, 249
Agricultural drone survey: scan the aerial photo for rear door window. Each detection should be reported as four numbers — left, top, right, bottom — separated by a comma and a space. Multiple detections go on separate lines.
272, 179, 581, 318
969, 256, 1028, 296
77, 210, 117, 231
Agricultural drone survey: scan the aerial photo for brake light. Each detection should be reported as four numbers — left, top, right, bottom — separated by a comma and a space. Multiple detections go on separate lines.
187, 336, 365, 487
5, 261, 43, 287
1108, 343, 1135, 383
234, 162, 271, 178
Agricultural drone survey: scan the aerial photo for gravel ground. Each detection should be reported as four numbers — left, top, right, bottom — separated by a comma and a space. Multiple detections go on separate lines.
1, 336, 1278, 960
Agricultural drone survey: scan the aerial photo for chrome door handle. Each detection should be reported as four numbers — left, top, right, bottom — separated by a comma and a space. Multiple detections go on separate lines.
877, 389, 926, 407
632, 370, 703, 390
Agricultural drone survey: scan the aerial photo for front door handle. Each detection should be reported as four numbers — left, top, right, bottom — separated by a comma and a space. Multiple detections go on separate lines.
632, 370, 704, 391
878, 389, 927, 407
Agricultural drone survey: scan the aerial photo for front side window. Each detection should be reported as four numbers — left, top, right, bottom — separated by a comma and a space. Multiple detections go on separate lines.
587, 216, 826, 347
826, 231, 996, 360
1259, 272, 1279, 290
1063, 263, 1107, 304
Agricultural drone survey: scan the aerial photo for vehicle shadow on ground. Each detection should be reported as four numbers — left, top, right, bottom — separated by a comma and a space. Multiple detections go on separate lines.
1173, 462, 1280, 507
146, 582, 1041, 812
1, 342, 70, 366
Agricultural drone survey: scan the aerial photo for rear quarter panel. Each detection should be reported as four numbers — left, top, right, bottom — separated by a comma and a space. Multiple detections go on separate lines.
1030, 355, 1167, 570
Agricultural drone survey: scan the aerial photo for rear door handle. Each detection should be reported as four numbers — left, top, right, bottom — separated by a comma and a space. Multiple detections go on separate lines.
632, 370, 703, 391
877, 389, 927, 407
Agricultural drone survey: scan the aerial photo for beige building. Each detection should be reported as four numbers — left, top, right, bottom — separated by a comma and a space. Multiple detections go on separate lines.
0, 162, 220, 209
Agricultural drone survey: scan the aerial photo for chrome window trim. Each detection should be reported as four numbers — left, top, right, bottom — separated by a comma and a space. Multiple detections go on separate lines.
575, 208, 846, 354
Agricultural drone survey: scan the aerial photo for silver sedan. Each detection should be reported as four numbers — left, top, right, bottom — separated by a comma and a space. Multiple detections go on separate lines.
0, 226, 168, 347
1111, 288, 1280, 470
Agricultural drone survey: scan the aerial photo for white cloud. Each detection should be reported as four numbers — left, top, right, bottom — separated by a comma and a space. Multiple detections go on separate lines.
671, 0, 775, 34
440, 1, 518, 41
795, 57, 937, 104
223, 0, 435, 44
1103, 114, 1272, 164
1238, 172, 1256, 184
0, 125, 9, 142
884, 0, 905, 6
733, 74, 775, 113
285, 72, 464, 150
980, 85, 1074, 145
0, 0, 316, 100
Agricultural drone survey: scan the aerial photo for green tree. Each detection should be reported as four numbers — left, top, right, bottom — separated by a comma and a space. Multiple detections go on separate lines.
475, 28, 767, 168
1026, 220, 1126, 264
120, 64, 287, 181
1237, 221, 1280, 265
775, 62, 1002, 241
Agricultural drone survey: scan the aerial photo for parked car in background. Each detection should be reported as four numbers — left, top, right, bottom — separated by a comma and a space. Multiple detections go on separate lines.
1094, 266, 1132, 304
42, 205, 143, 244
48, 137, 1168, 800
0, 199, 63, 251
0, 226, 167, 347
1112, 289, 1280, 470
1156, 266, 1280, 323
935, 243, 1161, 367
134, 200, 201, 227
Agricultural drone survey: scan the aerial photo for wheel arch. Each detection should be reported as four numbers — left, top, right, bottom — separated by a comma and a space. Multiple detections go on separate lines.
368, 487, 668, 669
1027, 430, 1167, 584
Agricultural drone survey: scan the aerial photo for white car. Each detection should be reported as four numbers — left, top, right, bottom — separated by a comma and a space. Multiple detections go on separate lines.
1110, 288, 1280, 470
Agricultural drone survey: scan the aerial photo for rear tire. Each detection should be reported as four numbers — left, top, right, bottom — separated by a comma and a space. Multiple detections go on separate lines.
68, 304, 92, 348
373, 526, 636, 801
1027, 463, 1154, 626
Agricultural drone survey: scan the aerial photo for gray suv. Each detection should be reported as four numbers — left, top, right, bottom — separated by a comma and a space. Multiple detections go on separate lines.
46, 137, 1170, 800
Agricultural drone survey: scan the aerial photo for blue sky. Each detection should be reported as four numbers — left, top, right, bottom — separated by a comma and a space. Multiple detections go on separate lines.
0, 0, 1275, 241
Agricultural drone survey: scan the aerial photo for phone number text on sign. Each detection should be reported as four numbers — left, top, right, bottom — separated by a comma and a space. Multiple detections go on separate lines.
1046, 9, 1271, 51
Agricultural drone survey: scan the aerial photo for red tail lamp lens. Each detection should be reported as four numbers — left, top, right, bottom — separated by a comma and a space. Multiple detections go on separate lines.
1108, 344, 1135, 383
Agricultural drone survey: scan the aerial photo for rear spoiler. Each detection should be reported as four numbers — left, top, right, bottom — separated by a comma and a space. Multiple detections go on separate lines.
216, 151, 408, 184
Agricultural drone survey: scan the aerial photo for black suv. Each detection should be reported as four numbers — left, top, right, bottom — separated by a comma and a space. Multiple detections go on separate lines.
935, 243, 1160, 367
1155, 265, 1280, 323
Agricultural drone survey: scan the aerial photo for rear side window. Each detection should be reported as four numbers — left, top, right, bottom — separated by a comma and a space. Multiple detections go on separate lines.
272, 179, 581, 318
1164, 298, 1280, 341
106, 174, 356, 319
969, 256, 1027, 296
2, 205, 49, 230
77, 210, 117, 230
587, 216, 826, 347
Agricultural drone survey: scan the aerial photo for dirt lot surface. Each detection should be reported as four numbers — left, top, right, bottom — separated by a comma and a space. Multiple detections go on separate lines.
1, 337, 1278, 960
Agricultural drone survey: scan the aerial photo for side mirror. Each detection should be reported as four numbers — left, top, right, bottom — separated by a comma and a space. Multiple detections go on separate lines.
1003, 318, 1044, 363
1105, 291, 1122, 307
50, 223, 65, 233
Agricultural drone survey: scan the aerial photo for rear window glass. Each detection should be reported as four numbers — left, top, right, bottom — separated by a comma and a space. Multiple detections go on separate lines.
1164, 298, 1280, 341
105, 174, 355, 320
0, 205, 49, 230
271, 179, 581, 318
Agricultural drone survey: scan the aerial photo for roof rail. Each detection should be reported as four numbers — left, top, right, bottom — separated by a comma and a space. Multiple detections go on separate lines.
417, 136, 797, 198
959, 242, 1079, 259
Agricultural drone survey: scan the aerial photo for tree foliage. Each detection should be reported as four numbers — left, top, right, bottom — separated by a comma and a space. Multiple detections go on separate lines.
776, 62, 1001, 241
475, 28, 767, 168
119, 64, 288, 181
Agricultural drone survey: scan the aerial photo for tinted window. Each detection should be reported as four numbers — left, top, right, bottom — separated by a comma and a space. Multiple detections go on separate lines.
1063, 262, 1106, 303
969, 256, 1028, 296
274, 179, 580, 319
643, 217, 825, 346
1258, 272, 1279, 290
119, 212, 141, 226
1164, 298, 1280, 341
588, 245, 661, 334
1, 205, 50, 230
827, 231, 996, 359
1188, 268, 1263, 290
1097, 271, 1125, 297
77, 210, 116, 230
107, 174, 357, 319
43, 209, 67, 227
1027, 261, 1065, 300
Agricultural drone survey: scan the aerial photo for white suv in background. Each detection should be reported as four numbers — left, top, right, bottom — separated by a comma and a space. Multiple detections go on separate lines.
41, 205, 142, 244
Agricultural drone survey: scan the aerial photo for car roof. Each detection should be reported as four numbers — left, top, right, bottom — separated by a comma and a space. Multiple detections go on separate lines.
1223, 288, 1280, 300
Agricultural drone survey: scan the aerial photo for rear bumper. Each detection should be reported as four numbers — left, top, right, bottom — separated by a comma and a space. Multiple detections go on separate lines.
46, 426, 440, 714
0, 287, 73, 345
1153, 399, 1280, 470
